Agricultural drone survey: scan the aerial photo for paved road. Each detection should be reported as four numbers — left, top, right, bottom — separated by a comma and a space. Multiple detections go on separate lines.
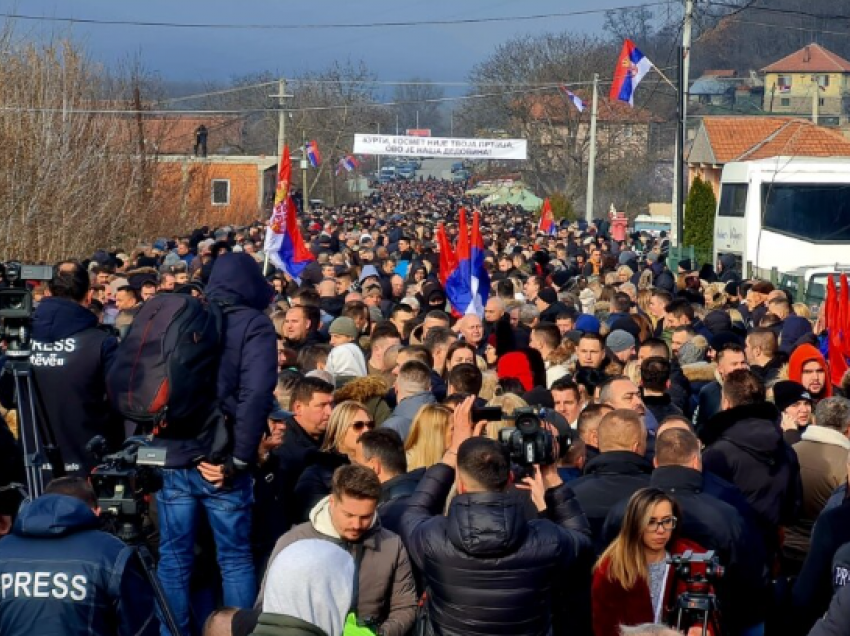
417, 157, 457, 180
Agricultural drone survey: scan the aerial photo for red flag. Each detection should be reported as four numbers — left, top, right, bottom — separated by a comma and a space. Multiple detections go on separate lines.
436, 223, 457, 287
456, 207, 470, 261
841, 274, 850, 358
537, 198, 555, 236
826, 275, 847, 386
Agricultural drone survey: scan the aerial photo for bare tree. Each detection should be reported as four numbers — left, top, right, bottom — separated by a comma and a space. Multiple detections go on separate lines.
392, 79, 445, 134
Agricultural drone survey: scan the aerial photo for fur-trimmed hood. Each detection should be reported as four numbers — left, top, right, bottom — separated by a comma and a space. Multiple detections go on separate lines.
334, 375, 389, 403
681, 361, 717, 383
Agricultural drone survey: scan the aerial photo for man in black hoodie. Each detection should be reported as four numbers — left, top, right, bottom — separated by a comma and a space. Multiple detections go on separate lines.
153, 252, 277, 636
1, 262, 119, 476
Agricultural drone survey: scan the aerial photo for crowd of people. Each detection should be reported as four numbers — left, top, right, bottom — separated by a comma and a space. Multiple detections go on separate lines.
0, 176, 848, 636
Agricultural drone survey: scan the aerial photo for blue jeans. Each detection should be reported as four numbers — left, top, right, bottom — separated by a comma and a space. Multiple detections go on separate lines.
156, 468, 256, 636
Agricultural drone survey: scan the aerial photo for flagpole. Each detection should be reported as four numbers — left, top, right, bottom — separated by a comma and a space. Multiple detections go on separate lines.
586, 73, 599, 225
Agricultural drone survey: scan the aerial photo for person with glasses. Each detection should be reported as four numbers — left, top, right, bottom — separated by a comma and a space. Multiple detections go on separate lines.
292, 401, 376, 523
592, 488, 710, 636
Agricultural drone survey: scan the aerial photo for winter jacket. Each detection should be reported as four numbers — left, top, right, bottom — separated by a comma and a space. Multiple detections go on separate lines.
642, 393, 683, 425
570, 451, 653, 549
702, 402, 802, 556
695, 381, 722, 435
334, 377, 392, 427
807, 583, 850, 636
0, 421, 24, 516
600, 466, 768, 631
785, 426, 850, 564
250, 613, 328, 636
592, 537, 710, 636
377, 467, 425, 537
325, 343, 367, 385
1, 297, 120, 475
793, 498, 850, 630
0, 494, 156, 636
382, 392, 437, 442
258, 497, 417, 636
152, 252, 276, 467
399, 463, 593, 636
273, 416, 323, 531
292, 451, 350, 524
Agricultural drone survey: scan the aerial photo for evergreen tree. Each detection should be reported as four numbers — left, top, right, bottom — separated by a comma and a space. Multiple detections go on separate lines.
684, 176, 716, 255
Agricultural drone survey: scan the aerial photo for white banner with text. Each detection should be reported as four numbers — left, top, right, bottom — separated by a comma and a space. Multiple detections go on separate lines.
353, 134, 527, 160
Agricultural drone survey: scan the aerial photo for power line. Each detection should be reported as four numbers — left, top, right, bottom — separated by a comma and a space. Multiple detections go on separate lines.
722, 18, 850, 39
0, 3, 669, 31
704, 1, 850, 22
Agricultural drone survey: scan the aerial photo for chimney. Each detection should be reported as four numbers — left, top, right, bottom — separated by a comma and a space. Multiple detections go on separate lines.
804, 45, 811, 63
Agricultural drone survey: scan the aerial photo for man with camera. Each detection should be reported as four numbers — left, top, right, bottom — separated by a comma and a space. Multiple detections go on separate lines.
400, 396, 593, 636
0, 476, 156, 635
0, 261, 121, 476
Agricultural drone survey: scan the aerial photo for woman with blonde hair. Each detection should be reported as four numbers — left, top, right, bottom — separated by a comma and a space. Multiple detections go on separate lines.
703, 282, 728, 310
293, 400, 374, 522
405, 403, 453, 471
592, 488, 710, 636
483, 393, 528, 440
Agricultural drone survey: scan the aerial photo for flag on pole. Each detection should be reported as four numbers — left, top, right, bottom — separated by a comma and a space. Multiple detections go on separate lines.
469, 209, 490, 317
305, 140, 322, 167
537, 198, 557, 236
263, 145, 314, 281
610, 39, 653, 106
559, 85, 586, 112
335, 155, 359, 176
825, 275, 848, 387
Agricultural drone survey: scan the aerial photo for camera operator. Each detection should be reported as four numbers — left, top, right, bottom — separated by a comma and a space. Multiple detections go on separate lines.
400, 396, 593, 636
0, 476, 156, 635
0, 261, 121, 476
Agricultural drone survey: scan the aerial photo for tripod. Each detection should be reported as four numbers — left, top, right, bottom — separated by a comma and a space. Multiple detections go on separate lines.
671, 589, 723, 636
2, 356, 65, 499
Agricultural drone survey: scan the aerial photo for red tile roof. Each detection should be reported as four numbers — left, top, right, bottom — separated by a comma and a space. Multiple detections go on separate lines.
699, 116, 850, 163
761, 43, 850, 73
703, 70, 737, 77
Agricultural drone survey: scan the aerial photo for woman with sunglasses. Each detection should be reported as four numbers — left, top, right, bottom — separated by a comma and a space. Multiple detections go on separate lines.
292, 400, 375, 523
592, 488, 711, 636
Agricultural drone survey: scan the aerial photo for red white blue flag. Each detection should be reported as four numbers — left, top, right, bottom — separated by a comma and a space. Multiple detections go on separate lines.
610, 39, 653, 107
305, 140, 322, 167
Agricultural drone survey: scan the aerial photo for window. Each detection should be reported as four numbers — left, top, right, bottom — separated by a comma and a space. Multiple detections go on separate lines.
780, 98, 790, 107
212, 179, 230, 206
778, 75, 792, 90
819, 98, 825, 107
718, 183, 747, 218
819, 74, 830, 88
762, 183, 850, 242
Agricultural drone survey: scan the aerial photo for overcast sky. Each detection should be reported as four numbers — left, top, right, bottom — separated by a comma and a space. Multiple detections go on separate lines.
4, 0, 636, 83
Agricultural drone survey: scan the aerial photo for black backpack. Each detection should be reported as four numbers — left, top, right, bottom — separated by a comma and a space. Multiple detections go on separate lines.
108, 294, 224, 436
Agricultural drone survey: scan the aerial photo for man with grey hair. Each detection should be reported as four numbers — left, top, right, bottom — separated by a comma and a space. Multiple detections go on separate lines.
457, 313, 486, 355
619, 624, 681, 636
785, 396, 850, 569
382, 360, 435, 441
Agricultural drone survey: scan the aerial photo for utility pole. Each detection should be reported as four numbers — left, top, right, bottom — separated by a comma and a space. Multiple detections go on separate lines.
376, 122, 382, 175
812, 75, 820, 124
585, 74, 599, 225
270, 78, 292, 158
396, 113, 399, 135
450, 111, 454, 137
674, 0, 695, 248
301, 129, 309, 214
416, 110, 420, 129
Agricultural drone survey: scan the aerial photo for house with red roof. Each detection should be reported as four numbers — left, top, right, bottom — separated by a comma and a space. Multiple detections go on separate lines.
761, 43, 850, 125
687, 116, 850, 197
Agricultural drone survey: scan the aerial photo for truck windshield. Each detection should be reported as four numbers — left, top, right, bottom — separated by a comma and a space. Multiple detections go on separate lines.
762, 183, 850, 242
718, 183, 747, 217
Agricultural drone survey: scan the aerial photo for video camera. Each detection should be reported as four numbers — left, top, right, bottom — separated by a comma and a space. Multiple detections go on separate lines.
0, 262, 53, 358
667, 550, 725, 636
87, 435, 166, 544
473, 405, 564, 470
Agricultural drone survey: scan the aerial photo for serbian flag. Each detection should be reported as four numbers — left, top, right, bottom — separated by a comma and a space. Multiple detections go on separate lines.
610, 39, 653, 106
335, 155, 359, 175
436, 222, 457, 288
264, 145, 314, 280
305, 140, 322, 167
538, 198, 556, 236
445, 208, 489, 317
559, 85, 586, 112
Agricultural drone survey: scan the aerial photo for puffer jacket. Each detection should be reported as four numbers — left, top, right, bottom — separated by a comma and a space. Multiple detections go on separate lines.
334, 376, 392, 426
257, 497, 417, 636
0, 495, 156, 636
250, 613, 327, 636
382, 392, 437, 442
702, 402, 802, 555
400, 463, 593, 636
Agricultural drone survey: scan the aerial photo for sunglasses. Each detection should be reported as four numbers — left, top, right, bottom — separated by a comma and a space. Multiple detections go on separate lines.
351, 420, 375, 432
